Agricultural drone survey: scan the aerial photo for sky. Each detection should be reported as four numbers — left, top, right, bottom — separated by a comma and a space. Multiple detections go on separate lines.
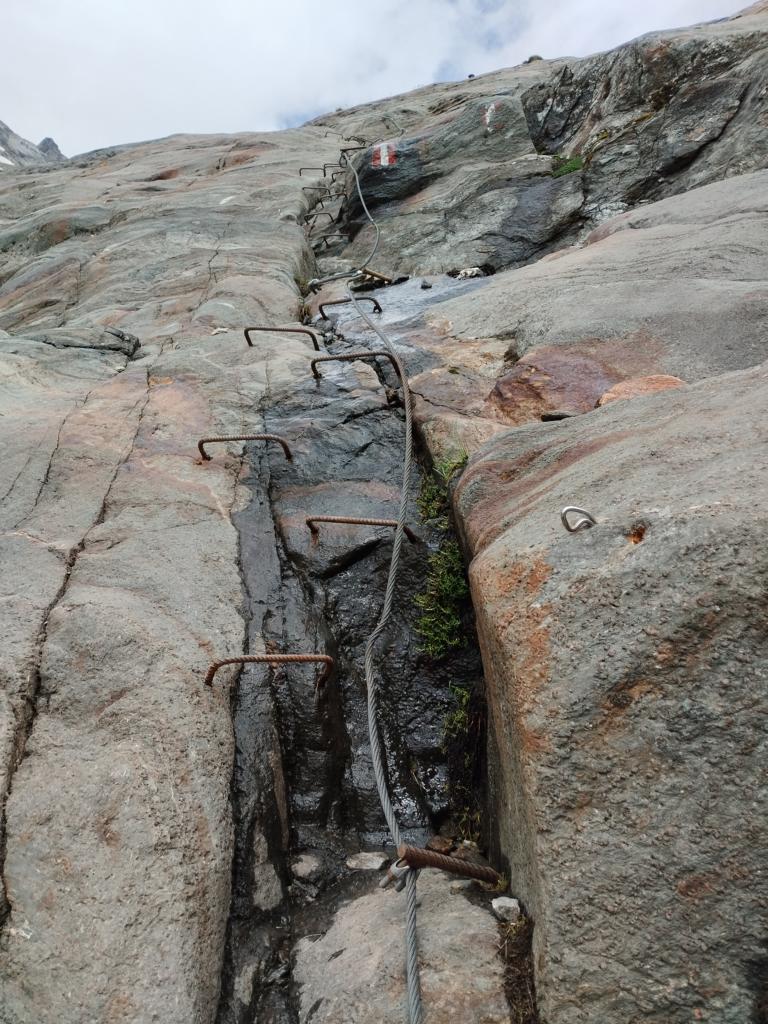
3, 0, 740, 157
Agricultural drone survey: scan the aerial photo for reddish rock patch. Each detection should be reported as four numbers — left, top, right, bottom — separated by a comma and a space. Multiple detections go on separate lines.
597, 374, 685, 406
487, 334, 664, 424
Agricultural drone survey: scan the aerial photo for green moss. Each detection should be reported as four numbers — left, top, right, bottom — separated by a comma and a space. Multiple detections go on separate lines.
551, 154, 584, 177
443, 683, 471, 740
417, 449, 468, 523
414, 540, 469, 658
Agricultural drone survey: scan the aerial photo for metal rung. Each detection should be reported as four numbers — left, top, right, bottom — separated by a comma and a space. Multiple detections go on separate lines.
197, 434, 292, 462
244, 325, 321, 352
318, 297, 381, 319
310, 350, 401, 380
397, 844, 500, 885
205, 654, 334, 688
306, 515, 418, 543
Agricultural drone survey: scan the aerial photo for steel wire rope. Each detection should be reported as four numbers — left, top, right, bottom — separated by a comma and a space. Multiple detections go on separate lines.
340, 151, 423, 1024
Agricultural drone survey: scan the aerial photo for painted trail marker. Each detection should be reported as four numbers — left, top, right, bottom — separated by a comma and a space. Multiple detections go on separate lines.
372, 142, 397, 167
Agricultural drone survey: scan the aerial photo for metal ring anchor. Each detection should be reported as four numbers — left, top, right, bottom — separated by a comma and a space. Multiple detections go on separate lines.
306, 516, 418, 543
204, 653, 334, 688
318, 297, 382, 319
197, 434, 292, 462
561, 506, 597, 533
244, 326, 321, 351
310, 351, 402, 380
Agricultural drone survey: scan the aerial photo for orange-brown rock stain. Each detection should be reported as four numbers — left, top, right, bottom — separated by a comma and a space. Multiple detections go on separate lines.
471, 553, 553, 758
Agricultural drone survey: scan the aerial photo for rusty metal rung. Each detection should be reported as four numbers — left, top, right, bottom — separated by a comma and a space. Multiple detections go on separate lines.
205, 654, 334, 688
397, 844, 500, 885
305, 211, 336, 230
244, 325, 321, 352
359, 268, 392, 285
315, 233, 349, 249
306, 516, 418, 544
318, 297, 382, 319
197, 434, 292, 462
299, 167, 326, 176
310, 351, 402, 381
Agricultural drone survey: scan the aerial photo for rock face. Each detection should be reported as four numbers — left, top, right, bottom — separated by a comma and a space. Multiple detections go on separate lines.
0, 120, 65, 168
0, 4, 767, 1024
455, 364, 768, 1023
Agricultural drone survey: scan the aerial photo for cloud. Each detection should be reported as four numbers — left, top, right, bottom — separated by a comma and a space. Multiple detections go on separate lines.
3, 0, 739, 156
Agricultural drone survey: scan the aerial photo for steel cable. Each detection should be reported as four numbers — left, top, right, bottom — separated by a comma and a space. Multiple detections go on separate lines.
340, 154, 423, 1024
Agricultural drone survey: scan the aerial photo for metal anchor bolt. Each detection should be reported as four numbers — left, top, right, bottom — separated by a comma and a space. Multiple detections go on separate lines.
302, 186, 335, 197
244, 325, 321, 352
310, 351, 402, 381
397, 844, 501, 886
204, 653, 334, 688
197, 434, 292, 462
298, 167, 327, 176
318, 297, 382, 319
380, 858, 410, 892
561, 506, 598, 533
306, 516, 418, 543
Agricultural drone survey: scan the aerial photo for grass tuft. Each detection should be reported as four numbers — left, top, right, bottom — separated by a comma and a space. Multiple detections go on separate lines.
551, 154, 584, 177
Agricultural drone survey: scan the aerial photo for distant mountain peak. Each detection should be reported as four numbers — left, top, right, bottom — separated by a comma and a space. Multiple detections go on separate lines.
0, 120, 66, 169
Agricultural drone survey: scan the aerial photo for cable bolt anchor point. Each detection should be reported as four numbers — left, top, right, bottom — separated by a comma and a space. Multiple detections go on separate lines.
204, 653, 333, 689
244, 326, 321, 352
397, 844, 501, 886
380, 858, 410, 892
561, 506, 598, 533
310, 351, 402, 381
197, 434, 292, 462
306, 515, 418, 544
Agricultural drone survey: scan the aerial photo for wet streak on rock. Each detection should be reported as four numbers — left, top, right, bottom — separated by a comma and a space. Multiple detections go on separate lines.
217, 344, 491, 1022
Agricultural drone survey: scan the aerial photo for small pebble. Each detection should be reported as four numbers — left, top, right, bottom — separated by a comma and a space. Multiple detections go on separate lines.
292, 853, 321, 880
492, 897, 522, 923
346, 852, 389, 872
420, 279, 433, 289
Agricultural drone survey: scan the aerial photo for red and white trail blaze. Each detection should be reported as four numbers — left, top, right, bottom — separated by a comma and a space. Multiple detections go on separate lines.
372, 142, 397, 167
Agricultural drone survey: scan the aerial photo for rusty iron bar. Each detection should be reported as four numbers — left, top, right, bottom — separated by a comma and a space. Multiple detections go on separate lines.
359, 268, 392, 285
205, 653, 334, 688
330, 170, 346, 183
197, 434, 292, 462
315, 233, 349, 249
302, 185, 334, 197
323, 162, 339, 175
299, 167, 326, 176
244, 325, 321, 351
397, 844, 501, 885
306, 515, 418, 544
340, 146, 367, 156
305, 211, 335, 230
318, 297, 382, 319
310, 351, 402, 380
